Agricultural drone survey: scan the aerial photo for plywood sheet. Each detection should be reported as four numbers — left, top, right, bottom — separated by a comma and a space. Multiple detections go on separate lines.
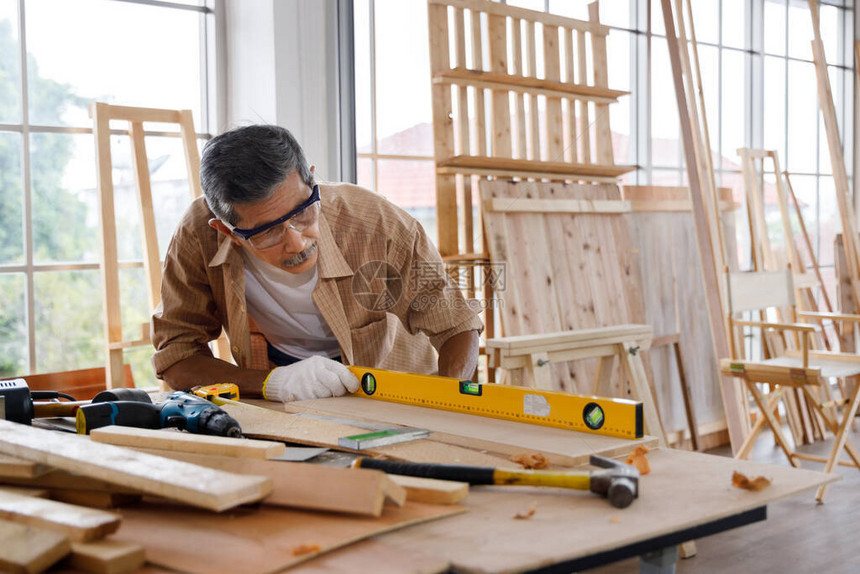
221, 400, 513, 467
378, 448, 836, 574
287, 397, 657, 467
288, 539, 448, 574
481, 180, 653, 397
113, 501, 465, 574
623, 191, 738, 435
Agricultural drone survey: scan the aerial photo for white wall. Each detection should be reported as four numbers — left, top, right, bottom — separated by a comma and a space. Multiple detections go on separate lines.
223, 0, 340, 181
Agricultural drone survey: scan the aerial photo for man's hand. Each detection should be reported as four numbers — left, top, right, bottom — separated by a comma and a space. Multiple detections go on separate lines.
262, 356, 360, 402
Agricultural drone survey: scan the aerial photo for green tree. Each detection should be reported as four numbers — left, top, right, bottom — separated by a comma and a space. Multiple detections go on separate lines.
0, 18, 92, 376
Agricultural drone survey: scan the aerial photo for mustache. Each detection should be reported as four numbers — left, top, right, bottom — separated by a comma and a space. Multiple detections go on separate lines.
283, 242, 318, 267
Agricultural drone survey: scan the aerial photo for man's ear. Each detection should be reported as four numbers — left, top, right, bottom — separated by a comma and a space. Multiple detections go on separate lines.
208, 218, 244, 246
310, 165, 315, 176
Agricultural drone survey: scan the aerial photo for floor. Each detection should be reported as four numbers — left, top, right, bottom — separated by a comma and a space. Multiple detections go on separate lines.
586, 423, 860, 573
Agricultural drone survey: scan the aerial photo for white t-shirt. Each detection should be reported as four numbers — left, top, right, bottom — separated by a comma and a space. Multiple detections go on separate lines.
241, 251, 341, 359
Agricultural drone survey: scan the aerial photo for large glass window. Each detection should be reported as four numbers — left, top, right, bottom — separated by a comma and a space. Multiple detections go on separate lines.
0, 0, 215, 385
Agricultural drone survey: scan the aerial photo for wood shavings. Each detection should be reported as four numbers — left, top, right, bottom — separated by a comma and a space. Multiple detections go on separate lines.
510, 452, 549, 469
626, 446, 650, 475
609, 516, 620, 523
513, 504, 536, 520
291, 543, 321, 557
732, 471, 772, 492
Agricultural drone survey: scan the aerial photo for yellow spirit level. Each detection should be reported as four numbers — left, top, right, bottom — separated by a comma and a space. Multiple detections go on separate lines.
348, 367, 643, 440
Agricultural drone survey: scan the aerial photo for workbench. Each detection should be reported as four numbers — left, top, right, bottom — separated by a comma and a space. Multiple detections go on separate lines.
266, 399, 834, 573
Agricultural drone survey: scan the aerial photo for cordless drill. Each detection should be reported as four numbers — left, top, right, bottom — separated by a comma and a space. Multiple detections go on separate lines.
76, 391, 243, 438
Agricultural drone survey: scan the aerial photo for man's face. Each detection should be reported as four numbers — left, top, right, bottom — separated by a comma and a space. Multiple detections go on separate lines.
231, 171, 321, 274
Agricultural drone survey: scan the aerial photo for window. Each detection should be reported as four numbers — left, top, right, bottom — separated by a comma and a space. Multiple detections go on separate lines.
353, 0, 854, 300
0, 0, 217, 385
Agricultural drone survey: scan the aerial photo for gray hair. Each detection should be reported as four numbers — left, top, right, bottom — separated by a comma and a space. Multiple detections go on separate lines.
200, 125, 314, 225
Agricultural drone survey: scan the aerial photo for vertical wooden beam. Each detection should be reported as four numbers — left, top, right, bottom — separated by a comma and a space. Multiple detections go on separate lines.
588, 3, 614, 166
808, 0, 860, 307
488, 13, 511, 159
661, 0, 749, 453
428, 3, 459, 256
91, 103, 126, 390
543, 25, 564, 162
129, 122, 162, 312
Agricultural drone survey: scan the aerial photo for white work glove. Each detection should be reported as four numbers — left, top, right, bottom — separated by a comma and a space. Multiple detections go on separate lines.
262, 356, 360, 403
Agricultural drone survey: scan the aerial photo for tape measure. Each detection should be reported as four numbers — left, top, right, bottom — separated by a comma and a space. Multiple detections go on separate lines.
348, 367, 643, 440
192, 383, 240, 403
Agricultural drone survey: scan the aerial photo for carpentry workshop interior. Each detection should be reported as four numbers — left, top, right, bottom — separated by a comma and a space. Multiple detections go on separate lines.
3, 0, 860, 572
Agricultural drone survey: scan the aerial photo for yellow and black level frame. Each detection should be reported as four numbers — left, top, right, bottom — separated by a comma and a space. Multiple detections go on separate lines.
348, 366, 643, 440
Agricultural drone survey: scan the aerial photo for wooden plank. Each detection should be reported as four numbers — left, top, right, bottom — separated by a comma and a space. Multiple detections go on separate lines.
178, 109, 202, 199
128, 121, 163, 311
113, 501, 465, 574
429, 0, 610, 35
89, 426, 286, 460
437, 155, 635, 177
527, 21, 542, 160
487, 324, 652, 350
0, 489, 120, 542
0, 518, 70, 574
576, 28, 592, 164
49, 490, 142, 510
543, 25, 565, 162
0, 453, 50, 479
0, 469, 141, 495
565, 28, 578, 163
0, 420, 272, 512
219, 400, 514, 467
487, 12, 511, 158
470, 9, 487, 156
388, 475, 469, 505
137, 449, 391, 517
66, 539, 146, 574
808, 0, 860, 304
87, 104, 181, 124
661, 0, 748, 453
428, 3, 459, 256
589, 2, 614, 165
0, 486, 49, 498
511, 18, 528, 159
91, 102, 126, 390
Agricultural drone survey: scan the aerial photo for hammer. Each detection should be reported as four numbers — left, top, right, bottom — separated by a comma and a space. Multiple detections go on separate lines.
354, 454, 639, 508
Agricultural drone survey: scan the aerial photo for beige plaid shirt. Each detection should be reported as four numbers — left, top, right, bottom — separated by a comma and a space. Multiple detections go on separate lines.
151, 182, 482, 377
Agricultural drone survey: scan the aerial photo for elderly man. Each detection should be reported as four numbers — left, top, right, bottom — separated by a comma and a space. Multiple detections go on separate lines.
151, 125, 482, 402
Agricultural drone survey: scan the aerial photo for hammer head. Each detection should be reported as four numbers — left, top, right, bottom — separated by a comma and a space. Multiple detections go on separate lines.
588, 454, 639, 509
